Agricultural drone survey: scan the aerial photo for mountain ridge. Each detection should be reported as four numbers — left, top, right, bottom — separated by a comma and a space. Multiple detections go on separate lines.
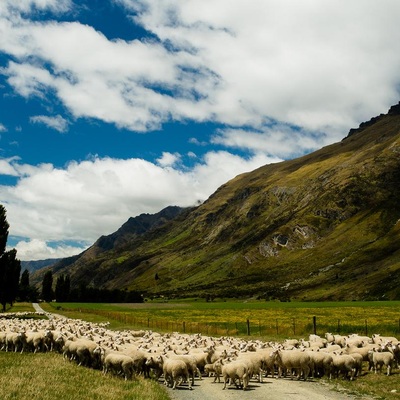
32, 103, 400, 300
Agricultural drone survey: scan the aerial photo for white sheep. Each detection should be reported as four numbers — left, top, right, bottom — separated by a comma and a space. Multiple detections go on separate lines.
5, 331, 27, 353
62, 338, 97, 367
220, 359, 249, 390
372, 334, 399, 345
261, 348, 279, 379
237, 350, 272, 383
25, 330, 52, 353
330, 353, 356, 380
120, 345, 148, 377
204, 359, 223, 382
145, 355, 164, 380
306, 350, 332, 378
158, 355, 192, 390
275, 349, 311, 380
325, 333, 346, 347
167, 353, 202, 385
368, 350, 394, 376
103, 351, 135, 380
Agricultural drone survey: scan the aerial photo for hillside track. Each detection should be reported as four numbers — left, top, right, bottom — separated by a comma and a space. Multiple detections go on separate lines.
165, 376, 369, 400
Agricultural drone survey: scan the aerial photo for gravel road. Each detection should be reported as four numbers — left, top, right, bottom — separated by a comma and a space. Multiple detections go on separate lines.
165, 376, 368, 400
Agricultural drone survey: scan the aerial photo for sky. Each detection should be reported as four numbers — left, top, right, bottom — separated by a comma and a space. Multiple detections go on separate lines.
0, 0, 400, 261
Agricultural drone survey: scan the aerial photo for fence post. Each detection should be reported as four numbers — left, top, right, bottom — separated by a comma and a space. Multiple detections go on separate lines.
337, 319, 341, 333
247, 319, 251, 336
293, 318, 296, 335
276, 319, 279, 335
365, 319, 368, 336
183, 321, 186, 333
313, 316, 317, 335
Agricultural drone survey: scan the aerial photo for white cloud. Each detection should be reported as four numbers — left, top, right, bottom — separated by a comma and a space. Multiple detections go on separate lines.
0, 123, 7, 132
211, 125, 332, 159
1, 0, 399, 140
156, 152, 181, 167
118, 0, 400, 133
0, 151, 277, 260
30, 114, 69, 133
11, 238, 85, 261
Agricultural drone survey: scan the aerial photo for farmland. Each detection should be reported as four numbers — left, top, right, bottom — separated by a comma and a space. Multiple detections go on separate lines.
2, 300, 400, 400
43, 299, 400, 340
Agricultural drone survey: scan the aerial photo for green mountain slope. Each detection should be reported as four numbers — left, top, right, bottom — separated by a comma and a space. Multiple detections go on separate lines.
45, 103, 400, 300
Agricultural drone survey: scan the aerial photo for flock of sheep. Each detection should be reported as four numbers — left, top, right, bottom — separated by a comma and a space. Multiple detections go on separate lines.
0, 310, 399, 391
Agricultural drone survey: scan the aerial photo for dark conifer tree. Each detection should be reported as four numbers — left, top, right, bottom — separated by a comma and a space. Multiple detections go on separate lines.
0, 206, 21, 311
41, 270, 54, 302
18, 269, 30, 301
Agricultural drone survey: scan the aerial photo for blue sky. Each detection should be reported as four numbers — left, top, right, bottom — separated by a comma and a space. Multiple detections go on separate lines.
1, 0, 400, 260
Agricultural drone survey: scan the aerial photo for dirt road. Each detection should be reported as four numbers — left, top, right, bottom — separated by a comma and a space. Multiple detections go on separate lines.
165, 376, 368, 400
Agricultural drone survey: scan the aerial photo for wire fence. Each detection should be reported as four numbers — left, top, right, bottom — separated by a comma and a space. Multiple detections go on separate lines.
75, 308, 400, 339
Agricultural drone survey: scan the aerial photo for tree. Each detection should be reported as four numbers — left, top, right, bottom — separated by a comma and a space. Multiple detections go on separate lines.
18, 269, 30, 301
55, 274, 70, 302
18, 269, 39, 302
0, 206, 21, 312
41, 271, 54, 302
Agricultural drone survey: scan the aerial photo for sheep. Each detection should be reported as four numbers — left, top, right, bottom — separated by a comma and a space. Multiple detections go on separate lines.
386, 343, 400, 368
261, 348, 279, 379
120, 345, 149, 377
157, 355, 192, 390
5, 331, 27, 353
62, 338, 97, 367
103, 352, 135, 380
167, 353, 202, 385
208, 348, 229, 363
0, 331, 9, 351
372, 334, 399, 345
204, 359, 223, 382
283, 339, 299, 349
323, 344, 342, 353
350, 352, 363, 377
25, 330, 53, 353
145, 355, 164, 380
236, 352, 265, 383
306, 350, 332, 378
187, 346, 214, 373
344, 343, 377, 370
368, 350, 394, 376
274, 349, 311, 380
330, 353, 356, 380
220, 359, 249, 390
325, 333, 346, 347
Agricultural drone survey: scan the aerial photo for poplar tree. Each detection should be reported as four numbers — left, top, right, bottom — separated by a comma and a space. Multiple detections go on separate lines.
41, 271, 54, 302
0, 205, 21, 312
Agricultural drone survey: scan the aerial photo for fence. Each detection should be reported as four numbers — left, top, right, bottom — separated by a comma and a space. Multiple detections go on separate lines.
74, 308, 400, 339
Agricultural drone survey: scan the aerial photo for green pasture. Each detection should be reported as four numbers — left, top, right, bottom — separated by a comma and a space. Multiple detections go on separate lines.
42, 300, 400, 340
0, 352, 168, 400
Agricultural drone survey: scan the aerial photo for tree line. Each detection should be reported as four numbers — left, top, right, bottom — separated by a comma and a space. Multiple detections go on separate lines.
0, 205, 143, 310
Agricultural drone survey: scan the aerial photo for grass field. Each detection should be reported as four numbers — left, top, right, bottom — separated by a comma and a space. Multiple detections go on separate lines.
4, 300, 400, 400
0, 352, 169, 400
43, 299, 400, 340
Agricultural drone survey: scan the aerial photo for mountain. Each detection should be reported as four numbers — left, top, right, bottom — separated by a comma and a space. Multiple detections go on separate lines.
38, 103, 400, 301
21, 259, 62, 274
30, 205, 187, 285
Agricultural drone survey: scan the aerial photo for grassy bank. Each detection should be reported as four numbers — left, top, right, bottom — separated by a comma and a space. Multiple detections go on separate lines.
0, 352, 169, 400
